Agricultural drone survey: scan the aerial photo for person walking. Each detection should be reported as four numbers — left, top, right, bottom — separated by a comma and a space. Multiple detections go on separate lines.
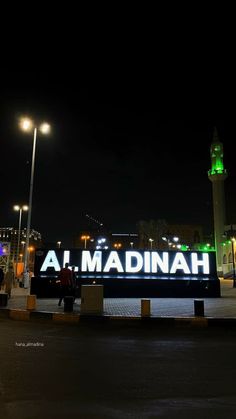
58, 262, 73, 306
4, 265, 15, 298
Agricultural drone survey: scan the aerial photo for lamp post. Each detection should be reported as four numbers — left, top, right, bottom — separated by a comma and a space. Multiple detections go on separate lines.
19, 117, 50, 269
13, 205, 28, 278
28, 246, 35, 269
231, 238, 236, 287
21, 241, 26, 253
57, 241, 62, 248
149, 238, 154, 250
81, 235, 90, 249
162, 235, 180, 250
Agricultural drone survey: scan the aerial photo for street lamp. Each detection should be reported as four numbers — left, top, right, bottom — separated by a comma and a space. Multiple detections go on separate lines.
19, 117, 50, 269
81, 235, 90, 249
149, 238, 154, 250
162, 235, 180, 250
231, 237, 236, 287
13, 205, 28, 278
57, 241, 62, 248
28, 246, 35, 269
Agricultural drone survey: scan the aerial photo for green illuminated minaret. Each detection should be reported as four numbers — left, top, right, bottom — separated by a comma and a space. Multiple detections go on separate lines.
208, 127, 227, 276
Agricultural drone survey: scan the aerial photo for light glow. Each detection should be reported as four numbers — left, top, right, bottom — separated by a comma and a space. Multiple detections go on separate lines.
19, 117, 33, 131
40, 250, 212, 276
40, 123, 50, 134
14, 205, 28, 211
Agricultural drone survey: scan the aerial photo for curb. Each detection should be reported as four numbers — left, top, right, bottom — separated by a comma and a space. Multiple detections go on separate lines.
1, 307, 236, 328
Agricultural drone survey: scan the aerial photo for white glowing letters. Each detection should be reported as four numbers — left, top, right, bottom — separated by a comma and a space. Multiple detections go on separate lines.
40, 250, 210, 275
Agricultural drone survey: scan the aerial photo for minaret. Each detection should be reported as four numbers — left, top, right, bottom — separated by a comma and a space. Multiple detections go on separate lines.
208, 127, 227, 276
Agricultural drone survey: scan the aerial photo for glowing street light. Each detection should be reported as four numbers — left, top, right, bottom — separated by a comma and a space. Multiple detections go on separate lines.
173, 237, 179, 243
114, 243, 122, 249
81, 235, 90, 249
13, 205, 28, 277
19, 117, 50, 269
57, 241, 62, 248
28, 246, 35, 268
149, 238, 154, 249
162, 235, 180, 250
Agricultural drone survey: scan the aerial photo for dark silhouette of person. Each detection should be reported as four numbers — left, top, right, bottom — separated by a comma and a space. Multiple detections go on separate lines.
71, 266, 77, 302
58, 263, 73, 306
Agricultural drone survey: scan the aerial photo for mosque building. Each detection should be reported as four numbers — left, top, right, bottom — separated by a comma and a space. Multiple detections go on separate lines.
208, 128, 236, 281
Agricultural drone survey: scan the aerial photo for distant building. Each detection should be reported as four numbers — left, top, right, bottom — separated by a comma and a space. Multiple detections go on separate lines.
0, 227, 42, 272
136, 219, 206, 251
162, 224, 204, 250
221, 224, 236, 279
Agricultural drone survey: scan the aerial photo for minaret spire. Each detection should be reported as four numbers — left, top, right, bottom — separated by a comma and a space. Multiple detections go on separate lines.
209, 127, 226, 176
208, 127, 227, 276
213, 126, 219, 142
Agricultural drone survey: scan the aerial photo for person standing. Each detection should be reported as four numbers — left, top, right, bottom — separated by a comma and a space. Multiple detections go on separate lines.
4, 265, 15, 298
58, 262, 73, 306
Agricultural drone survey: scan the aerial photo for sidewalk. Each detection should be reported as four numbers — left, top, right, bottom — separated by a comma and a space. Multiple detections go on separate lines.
1, 279, 236, 327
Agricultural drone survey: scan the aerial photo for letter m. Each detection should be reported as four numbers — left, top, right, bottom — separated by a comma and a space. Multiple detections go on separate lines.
81, 251, 102, 272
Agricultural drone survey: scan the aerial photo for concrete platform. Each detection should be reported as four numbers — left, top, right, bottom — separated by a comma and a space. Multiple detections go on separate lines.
1, 279, 236, 327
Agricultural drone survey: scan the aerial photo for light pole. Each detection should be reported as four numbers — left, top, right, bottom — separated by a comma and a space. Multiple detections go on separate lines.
57, 241, 62, 248
13, 205, 28, 278
81, 235, 90, 249
162, 235, 180, 250
28, 246, 35, 269
149, 238, 154, 250
231, 237, 236, 287
19, 117, 50, 269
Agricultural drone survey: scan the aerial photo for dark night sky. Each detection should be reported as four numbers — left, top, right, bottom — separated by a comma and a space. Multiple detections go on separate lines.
1, 68, 235, 246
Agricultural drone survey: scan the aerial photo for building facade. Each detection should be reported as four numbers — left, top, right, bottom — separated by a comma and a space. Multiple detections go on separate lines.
0, 227, 42, 273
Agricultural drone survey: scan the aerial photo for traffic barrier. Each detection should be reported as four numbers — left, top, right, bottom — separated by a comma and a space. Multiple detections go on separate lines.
194, 299, 204, 316
80, 285, 104, 314
141, 299, 151, 317
0, 293, 8, 307
26, 295, 37, 310
64, 296, 74, 312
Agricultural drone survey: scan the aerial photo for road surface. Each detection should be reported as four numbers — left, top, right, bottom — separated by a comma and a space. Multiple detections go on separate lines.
1, 319, 236, 418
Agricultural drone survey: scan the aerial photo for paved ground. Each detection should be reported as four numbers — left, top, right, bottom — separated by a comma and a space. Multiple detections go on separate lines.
1, 319, 236, 419
1, 279, 236, 319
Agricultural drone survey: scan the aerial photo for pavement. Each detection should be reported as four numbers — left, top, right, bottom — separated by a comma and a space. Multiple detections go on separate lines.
1, 279, 236, 327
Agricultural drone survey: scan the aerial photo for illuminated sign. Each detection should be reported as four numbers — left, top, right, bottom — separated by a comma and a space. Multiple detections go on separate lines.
0, 242, 10, 256
35, 249, 217, 277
